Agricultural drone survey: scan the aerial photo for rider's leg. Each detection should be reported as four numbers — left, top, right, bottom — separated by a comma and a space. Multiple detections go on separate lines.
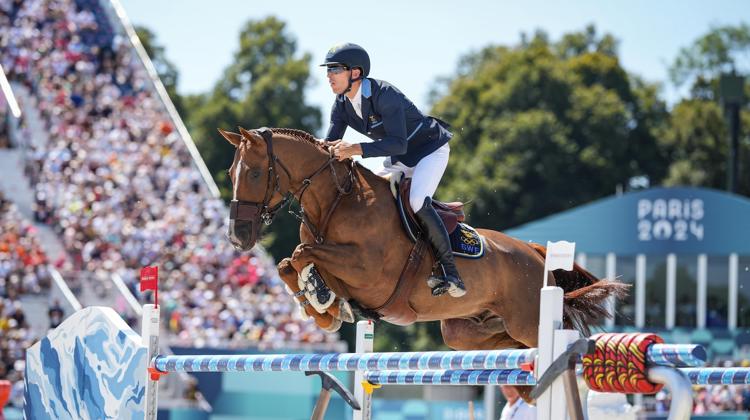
407, 143, 449, 213
374, 158, 411, 178
410, 144, 466, 297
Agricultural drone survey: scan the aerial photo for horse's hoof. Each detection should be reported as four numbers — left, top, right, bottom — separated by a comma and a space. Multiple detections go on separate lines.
337, 299, 355, 323
322, 316, 343, 332
298, 304, 311, 321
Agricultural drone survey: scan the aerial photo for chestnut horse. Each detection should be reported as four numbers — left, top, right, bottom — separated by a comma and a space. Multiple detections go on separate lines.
219, 126, 626, 353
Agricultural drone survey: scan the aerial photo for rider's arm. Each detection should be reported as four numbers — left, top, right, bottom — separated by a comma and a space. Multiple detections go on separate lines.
325, 101, 348, 141
360, 90, 407, 158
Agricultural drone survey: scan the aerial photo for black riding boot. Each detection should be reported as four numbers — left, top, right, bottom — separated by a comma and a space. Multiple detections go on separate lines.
415, 197, 467, 297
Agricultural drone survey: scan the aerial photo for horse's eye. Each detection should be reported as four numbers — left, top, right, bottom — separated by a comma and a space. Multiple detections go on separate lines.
249, 169, 261, 179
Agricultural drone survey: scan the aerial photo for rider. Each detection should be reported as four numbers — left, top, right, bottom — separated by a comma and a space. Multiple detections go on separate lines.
321, 42, 466, 298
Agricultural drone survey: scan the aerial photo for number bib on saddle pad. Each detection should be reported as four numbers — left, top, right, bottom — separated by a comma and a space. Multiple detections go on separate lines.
449, 223, 484, 258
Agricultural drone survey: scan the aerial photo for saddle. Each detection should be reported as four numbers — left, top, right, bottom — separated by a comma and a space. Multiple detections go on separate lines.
392, 176, 465, 239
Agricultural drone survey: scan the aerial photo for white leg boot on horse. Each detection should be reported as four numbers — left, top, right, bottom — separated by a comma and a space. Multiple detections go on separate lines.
288, 243, 363, 329
278, 258, 342, 332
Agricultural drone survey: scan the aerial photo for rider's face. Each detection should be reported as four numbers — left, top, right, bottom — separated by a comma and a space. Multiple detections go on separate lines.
327, 66, 351, 95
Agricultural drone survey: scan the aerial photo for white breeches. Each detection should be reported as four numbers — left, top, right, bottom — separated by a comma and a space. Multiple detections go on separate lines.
374, 143, 450, 212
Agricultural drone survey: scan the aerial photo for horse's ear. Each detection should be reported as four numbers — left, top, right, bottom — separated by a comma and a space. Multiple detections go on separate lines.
238, 127, 263, 147
217, 128, 242, 148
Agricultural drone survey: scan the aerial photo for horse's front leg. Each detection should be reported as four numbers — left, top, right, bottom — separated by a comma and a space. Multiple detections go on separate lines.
289, 242, 368, 280
277, 257, 341, 331
290, 242, 367, 325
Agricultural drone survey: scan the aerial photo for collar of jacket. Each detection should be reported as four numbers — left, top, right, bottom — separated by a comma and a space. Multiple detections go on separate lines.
337, 78, 372, 102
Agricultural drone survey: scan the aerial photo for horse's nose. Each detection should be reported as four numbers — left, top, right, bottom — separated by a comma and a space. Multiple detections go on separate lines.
227, 219, 253, 250
226, 232, 243, 250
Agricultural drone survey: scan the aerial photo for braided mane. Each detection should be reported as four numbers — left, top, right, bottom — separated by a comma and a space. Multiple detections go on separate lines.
270, 128, 324, 151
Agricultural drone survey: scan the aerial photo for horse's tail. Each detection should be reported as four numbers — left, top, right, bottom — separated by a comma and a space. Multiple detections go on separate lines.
529, 243, 629, 336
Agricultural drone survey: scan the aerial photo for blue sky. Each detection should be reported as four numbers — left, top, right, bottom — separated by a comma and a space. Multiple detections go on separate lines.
121, 0, 749, 142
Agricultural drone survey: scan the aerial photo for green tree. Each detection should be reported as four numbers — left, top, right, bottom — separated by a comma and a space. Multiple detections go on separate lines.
430, 25, 669, 231
134, 26, 185, 117
186, 16, 322, 259
669, 23, 750, 89
663, 24, 750, 195
389, 26, 670, 352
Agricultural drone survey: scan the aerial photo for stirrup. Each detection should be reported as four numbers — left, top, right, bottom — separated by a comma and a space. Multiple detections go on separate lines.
426, 264, 445, 289
427, 266, 467, 298
430, 278, 467, 298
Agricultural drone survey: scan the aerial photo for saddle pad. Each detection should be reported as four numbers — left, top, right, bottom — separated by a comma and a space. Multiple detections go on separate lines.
449, 223, 484, 258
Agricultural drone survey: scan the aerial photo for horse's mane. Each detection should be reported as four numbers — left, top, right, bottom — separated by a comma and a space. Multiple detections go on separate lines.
269, 127, 374, 181
270, 128, 326, 152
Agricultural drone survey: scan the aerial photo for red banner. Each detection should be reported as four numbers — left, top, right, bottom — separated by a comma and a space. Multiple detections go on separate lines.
140, 266, 159, 292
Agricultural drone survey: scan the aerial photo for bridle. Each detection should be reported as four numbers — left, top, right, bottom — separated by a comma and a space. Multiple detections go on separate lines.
229, 127, 354, 245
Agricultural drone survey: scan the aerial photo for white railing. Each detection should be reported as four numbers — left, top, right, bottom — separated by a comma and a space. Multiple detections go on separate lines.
112, 272, 143, 317
49, 267, 83, 313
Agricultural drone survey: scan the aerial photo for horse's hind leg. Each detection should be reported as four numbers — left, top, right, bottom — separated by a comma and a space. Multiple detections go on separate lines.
277, 258, 341, 332
440, 317, 534, 403
440, 316, 522, 351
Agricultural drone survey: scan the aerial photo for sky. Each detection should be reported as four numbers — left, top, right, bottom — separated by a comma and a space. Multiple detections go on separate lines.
119, 0, 749, 143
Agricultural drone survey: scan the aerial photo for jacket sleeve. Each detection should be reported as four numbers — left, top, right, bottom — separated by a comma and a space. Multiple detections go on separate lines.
325, 101, 348, 140
360, 89, 408, 158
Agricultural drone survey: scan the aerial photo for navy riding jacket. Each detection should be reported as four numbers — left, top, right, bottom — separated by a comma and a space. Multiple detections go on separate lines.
325, 78, 453, 167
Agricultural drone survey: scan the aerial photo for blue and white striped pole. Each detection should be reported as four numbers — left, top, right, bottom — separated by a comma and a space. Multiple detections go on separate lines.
365, 369, 536, 386
682, 368, 750, 385
152, 348, 538, 373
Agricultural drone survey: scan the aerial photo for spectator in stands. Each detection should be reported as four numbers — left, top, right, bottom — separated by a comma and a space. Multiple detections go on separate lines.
48, 299, 64, 328
693, 388, 708, 414
0, 107, 9, 149
499, 385, 536, 420
741, 385, 750, 411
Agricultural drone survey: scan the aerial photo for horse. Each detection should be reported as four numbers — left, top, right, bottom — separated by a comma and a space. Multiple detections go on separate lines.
218, 126, 627, 354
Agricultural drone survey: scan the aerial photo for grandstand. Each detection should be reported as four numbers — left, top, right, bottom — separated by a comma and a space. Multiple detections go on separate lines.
0, 0, 343, 417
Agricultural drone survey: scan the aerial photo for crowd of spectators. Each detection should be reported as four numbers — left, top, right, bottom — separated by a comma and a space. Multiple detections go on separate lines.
0, 0, 335, 353
0, 192, 45, 408
0, 193, 50, 297
0, 299, 31, 409
691, 384, 750, 413
647, 361, 750, 415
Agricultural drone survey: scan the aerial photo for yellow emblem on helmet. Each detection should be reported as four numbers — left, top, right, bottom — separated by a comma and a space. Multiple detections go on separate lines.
328, 43, 347, 54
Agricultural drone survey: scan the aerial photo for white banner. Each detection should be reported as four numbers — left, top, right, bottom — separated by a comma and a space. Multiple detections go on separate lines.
545, 240, 576, 272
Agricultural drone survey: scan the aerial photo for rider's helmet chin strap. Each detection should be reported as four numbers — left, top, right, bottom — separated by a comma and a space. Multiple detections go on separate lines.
343, 68, 363, 94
